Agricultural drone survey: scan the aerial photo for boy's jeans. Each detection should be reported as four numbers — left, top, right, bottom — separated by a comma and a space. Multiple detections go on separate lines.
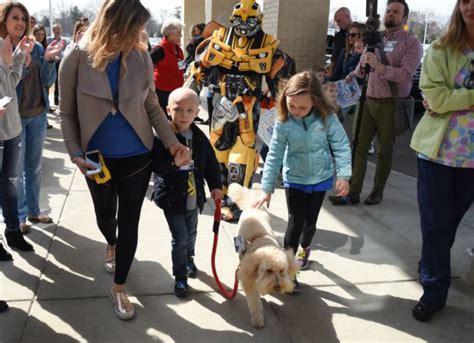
165, 209, 199, 280
17, 112, 47, 223
0, 134, 22, 232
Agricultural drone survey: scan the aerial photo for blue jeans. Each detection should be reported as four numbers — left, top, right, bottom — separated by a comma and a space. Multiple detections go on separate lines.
164, 209, 199, 280
417, 158, 474, 307
0, 134, 22, 232
17, 112, 47, 223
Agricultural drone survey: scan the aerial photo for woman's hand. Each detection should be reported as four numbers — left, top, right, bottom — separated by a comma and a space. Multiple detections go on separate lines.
72, 157, 98, 179
0, 106, 6, 116
44, 40, 64, 62
18, 36, 34, 56
1, 36, 13, 66
252, 192, 272, 209
211, 188, 223, 202
173, 148, 190, 166
335, 179, 349, 196
168, 143, 191, 166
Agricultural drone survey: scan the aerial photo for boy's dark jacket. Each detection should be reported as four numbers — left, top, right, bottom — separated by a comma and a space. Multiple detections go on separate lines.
151, 124, 222, 214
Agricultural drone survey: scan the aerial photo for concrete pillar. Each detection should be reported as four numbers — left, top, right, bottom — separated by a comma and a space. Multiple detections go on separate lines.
263, 0, 330, 72
205, 0, 236, 26
182, 0, 206, 46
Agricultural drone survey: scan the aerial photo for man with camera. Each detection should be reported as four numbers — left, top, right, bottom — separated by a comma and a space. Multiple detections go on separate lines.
332, 0, 422, 206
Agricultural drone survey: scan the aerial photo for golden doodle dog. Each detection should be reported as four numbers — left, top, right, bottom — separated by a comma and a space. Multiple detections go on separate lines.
227, 183, 298, 328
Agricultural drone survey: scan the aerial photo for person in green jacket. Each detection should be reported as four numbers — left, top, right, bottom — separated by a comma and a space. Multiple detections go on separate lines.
409, 0, 474, 322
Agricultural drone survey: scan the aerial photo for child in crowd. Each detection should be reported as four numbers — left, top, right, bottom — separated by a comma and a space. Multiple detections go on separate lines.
311, 65, 326, 84
322, 81, 344, 122
152, 87, 222, 298
253, 71, 352, 291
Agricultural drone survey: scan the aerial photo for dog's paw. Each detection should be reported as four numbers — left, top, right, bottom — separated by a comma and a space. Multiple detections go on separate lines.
251, 314, 265, 329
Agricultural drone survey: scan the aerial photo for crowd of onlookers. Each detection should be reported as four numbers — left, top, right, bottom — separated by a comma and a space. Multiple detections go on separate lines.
0, 0, 472, 326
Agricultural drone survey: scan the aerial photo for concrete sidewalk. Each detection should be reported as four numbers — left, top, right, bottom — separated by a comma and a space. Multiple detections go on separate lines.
1, 112, 473, 343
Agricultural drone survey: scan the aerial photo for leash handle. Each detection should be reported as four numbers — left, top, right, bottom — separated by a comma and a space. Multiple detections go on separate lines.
213, 199, 221, 233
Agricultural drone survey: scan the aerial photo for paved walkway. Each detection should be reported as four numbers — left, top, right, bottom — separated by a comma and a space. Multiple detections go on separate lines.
1, 110, 473, 342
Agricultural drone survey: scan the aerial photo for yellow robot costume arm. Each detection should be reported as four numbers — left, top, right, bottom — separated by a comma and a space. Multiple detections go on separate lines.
266, 48, 297, 99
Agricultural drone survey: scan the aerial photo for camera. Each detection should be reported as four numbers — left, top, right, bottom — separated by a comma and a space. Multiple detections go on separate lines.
364, 0, 382, 52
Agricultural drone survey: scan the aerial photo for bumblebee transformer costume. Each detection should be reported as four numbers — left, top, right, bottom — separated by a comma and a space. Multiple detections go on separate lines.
187, 0, 294, 220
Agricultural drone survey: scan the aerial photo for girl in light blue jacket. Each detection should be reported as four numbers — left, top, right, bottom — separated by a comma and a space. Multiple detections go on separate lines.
254, 71, 352, 291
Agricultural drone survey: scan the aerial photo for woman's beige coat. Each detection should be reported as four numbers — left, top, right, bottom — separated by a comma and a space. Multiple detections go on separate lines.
59, 45, 177, 157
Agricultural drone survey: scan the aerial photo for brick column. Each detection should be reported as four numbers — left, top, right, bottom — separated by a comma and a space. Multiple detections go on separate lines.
205, 0, 237, 26
183, 0, 206, 46
263, 0, 330, 72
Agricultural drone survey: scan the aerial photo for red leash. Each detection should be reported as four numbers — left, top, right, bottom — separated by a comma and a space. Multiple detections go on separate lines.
211, 199, 239, 300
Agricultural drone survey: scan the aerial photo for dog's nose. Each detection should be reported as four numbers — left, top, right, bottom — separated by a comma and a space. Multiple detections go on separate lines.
274, 285, 281, 292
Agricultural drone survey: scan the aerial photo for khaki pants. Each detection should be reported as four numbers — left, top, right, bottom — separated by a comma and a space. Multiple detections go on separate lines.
350, 99, 395, 195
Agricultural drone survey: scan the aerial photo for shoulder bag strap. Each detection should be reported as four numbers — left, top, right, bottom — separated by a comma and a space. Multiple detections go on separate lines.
377, 45, 399, 98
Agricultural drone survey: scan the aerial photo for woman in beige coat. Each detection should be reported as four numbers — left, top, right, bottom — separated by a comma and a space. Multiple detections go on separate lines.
59, 0, 189, 320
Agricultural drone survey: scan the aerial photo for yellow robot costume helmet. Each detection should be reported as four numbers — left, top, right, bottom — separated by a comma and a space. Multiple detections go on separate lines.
229, 0, 263, 37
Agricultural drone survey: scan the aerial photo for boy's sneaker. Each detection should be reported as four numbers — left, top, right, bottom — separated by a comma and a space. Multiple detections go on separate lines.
368, 141, 375, 155
186, 257, 198, 278
296, 246, 311, 270
174, 279, 189, 298
291, 277, 301, 295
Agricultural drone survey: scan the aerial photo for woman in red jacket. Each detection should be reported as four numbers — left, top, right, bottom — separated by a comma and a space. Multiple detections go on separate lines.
150, 18, 185, 114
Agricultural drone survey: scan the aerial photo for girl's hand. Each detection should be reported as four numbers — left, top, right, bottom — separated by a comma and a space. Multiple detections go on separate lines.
1, 36, 13, 66
335, 179, 349, 196
211, 189, 223, 202
252, 192, 272, 209
0, 106, 6, 116
72, 157, 98, 180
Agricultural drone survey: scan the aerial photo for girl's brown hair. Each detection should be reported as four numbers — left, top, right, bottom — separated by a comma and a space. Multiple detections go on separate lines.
277, 71, 334, 124
83, 0, 150, 72
0, 2, 30, 40
436, 0, 469, 51
33, 24, 47, 49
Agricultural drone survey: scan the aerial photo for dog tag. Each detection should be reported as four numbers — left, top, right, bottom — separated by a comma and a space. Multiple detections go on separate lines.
234, 235, 245, 253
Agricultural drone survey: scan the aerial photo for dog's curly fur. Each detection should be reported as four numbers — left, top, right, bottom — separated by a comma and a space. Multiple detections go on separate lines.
228, 183, 298, 328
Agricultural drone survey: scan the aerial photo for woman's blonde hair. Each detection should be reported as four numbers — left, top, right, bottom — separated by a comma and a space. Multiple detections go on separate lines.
437, 0, 468, 51
83, 0, 150, 72
0, 2, 30, 40
277, 71, 334, 124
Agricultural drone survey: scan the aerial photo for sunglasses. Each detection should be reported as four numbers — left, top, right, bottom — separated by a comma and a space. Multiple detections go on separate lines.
463, 60, 474, 90
347, 32, 360, 38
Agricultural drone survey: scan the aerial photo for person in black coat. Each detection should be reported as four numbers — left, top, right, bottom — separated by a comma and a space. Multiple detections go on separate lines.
151, 88, 222, 298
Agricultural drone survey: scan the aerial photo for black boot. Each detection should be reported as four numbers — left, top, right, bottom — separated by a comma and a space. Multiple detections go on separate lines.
0, 300, 8, 313
0, 243, 13, 261
5, 230, 33, 252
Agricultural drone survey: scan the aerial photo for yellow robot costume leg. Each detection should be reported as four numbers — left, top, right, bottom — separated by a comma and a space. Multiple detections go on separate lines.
228, 96, 257, 188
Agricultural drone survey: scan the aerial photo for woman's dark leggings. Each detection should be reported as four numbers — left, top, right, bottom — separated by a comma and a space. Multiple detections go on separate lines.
284, 187, 326, 254
86, 153, 152, 285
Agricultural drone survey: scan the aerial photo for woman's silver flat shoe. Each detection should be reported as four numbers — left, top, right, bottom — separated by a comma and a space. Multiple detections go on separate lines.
110, 288, 135, 320
104, 245, 115, 274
